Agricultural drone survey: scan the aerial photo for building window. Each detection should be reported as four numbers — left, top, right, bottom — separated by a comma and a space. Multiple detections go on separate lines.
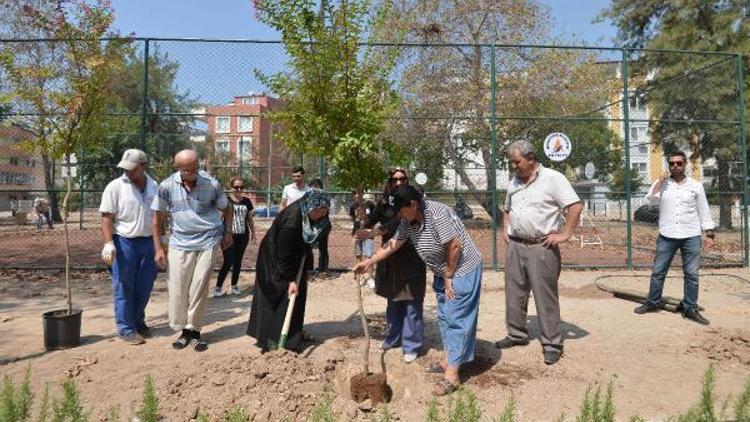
630, 127, 639, 141
216, 116, 230, 133
215, 138, 230, 156
242, 97, 257, 105
238, 116, 254, 133
629, 93, 646, 111
630, 162, 647, 177
9, 157, 18, 166
239, 136, 252, 161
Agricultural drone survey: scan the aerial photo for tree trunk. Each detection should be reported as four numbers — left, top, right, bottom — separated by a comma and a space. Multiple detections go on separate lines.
717, 160, 733, 229
62, 167, 73, 315
41, 152, 62, 223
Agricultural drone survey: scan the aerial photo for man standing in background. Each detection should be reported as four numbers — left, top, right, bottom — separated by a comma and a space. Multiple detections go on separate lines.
634, 150, 715, 325
280, 166, 311, 210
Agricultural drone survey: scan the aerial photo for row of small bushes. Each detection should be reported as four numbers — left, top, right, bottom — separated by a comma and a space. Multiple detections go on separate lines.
2, 366, 749, 421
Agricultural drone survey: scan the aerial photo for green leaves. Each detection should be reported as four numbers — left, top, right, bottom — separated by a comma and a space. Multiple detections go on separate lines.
253, 0, 402, 191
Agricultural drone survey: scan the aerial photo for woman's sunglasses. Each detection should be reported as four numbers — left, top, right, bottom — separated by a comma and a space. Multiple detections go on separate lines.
232, 185, 244, 190
389, 176, 408, 182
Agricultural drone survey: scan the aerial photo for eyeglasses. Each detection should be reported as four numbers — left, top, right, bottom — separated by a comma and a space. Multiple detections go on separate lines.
668, 161, 685, 167
232, 185, 244, 190
390, 177, 407, 182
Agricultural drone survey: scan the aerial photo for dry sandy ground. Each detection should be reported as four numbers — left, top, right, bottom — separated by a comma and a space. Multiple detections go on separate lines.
1, 267, 749, 421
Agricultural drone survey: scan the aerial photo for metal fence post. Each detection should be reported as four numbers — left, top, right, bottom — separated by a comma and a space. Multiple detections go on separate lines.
621, 48, 633, 269
78, 147, 84, 230
737, 54, 749, 267
490, 43, 498, 270
140, 39, 150, 152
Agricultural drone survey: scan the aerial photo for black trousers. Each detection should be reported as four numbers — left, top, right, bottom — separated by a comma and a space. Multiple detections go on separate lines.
216, 232, 250, 288
316, 226, 330, 272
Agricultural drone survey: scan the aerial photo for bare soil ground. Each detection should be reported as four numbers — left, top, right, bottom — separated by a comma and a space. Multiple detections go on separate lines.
1, 266, 749, 421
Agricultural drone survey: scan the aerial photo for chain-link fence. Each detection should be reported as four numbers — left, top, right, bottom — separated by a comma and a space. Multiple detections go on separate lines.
0, 39, 747, 270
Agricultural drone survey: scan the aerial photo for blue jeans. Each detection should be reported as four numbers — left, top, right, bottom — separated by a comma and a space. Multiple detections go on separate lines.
383, 297, 424, 354
646, 235, 702, 311
110, 235, 158, 336
434, 264, 482, 367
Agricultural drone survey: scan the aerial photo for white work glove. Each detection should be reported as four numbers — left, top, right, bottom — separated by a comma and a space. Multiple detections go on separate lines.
101, 241, 116, 266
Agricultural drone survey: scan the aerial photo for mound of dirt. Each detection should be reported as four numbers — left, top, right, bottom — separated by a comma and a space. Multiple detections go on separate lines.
159, 349, 343, 421
687, 328, 750, 366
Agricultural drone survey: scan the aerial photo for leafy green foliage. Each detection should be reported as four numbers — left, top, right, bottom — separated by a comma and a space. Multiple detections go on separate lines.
51, 379, 88, 422
495, 397, 516, 422
1, 368, 34, 422
310, 388, 336, 422
135, 375, 159, 422
224, 407, 251, 422
253, 0, 404, 192
575, 381, 615, 422
735, 378, 750, 422
600, 0, 750, 229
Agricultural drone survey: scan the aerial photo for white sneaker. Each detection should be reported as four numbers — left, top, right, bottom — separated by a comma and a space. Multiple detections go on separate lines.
231, 286, 241, 295
403, 352, 418, 363
366, 277, 376, 289
211, 287, 222, 298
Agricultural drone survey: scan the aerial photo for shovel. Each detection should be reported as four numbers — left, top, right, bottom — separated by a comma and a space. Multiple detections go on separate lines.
278, 254, 307, 349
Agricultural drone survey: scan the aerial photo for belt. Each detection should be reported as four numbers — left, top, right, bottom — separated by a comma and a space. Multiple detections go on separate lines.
509, 236, 544, 245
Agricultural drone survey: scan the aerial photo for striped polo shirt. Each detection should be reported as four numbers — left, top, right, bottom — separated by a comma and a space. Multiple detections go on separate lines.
394, 200, 482, 277
151, 171, 228, 251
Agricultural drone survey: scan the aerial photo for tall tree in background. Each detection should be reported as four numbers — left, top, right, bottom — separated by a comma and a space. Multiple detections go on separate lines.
0, 0, 131, 314
600, 0, 750, 228
82, 47, 199, 189
375, 0, 619, 216
253, 0, 403, 192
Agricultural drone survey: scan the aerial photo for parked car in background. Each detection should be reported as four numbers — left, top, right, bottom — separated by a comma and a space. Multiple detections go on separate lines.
634, 204, 659, 225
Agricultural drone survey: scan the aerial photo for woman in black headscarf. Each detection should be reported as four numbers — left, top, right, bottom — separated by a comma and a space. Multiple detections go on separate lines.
246, 189, 331, 352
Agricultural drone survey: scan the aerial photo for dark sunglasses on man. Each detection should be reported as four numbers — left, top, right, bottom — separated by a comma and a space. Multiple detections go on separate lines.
668, 161, 684, 167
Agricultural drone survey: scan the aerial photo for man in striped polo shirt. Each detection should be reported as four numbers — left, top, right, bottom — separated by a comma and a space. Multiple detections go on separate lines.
353, 185, 482, 396
151, 149, 233, 352
497, 140, 582, 365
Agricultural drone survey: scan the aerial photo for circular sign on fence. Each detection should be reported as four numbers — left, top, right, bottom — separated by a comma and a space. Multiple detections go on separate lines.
543, 132, 572, 162
415, 172, 428, 185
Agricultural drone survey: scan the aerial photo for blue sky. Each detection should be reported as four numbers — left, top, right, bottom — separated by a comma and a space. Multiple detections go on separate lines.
111, 0, 618, 45
109, 1, 619, 105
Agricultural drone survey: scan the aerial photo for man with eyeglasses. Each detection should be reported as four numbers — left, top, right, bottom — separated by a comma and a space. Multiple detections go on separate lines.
634, 150, 715, 325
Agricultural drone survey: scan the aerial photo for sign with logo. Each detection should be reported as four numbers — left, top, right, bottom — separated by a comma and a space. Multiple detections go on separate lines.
415, 172, 428, 185
543, 132, 572, 162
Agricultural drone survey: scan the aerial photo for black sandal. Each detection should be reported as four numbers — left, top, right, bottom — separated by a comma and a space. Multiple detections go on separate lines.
172, 334, 191, 350
194, 339, 208, 352
433, 378, 460, 396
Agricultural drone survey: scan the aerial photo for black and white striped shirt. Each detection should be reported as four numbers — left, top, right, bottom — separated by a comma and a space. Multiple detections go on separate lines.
394, 200, 481, 277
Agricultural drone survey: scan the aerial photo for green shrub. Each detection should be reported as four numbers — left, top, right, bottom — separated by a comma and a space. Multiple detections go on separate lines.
224, 407, 250, 422
495, 397, 516, 422
51, 379, 88, 422
135, 375, 159, 422
1, 367, 34, 422
735, 378, 750, 422
575, 380, 615, 422
310, 389, 336, 422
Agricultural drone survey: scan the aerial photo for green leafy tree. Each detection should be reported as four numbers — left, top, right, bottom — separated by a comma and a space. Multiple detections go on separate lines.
0, 0, 131, 314
599, 0, 750, 229
253, 0, 404, 192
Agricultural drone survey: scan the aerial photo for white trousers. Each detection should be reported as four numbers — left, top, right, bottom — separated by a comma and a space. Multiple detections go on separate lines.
167, 247, 216, 331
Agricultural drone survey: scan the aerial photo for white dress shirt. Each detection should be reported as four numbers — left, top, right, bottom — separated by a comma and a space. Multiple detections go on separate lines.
645, 177, 715, 239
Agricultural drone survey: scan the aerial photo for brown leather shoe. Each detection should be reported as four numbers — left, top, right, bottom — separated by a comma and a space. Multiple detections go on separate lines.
120, 333, 145, 345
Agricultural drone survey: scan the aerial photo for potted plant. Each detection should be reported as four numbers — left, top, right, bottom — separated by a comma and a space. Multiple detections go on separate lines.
0, 1, 131, 350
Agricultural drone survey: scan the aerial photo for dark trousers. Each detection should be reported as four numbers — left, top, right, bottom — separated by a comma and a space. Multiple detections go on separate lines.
316, 226, 330, 272
216, 232, 249, 288
646, 235, 702, 311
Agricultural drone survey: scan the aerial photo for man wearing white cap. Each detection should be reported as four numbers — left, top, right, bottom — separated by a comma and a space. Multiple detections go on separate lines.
99, 149, 159, 345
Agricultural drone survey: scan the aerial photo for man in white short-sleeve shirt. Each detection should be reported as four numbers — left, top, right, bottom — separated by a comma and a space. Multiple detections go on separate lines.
280, 166, 311, 210
99, 149, 159, 345
496, 140, 582, 366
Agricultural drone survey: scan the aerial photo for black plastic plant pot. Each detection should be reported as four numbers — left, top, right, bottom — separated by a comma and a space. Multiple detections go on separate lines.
42, 308, 82, 350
